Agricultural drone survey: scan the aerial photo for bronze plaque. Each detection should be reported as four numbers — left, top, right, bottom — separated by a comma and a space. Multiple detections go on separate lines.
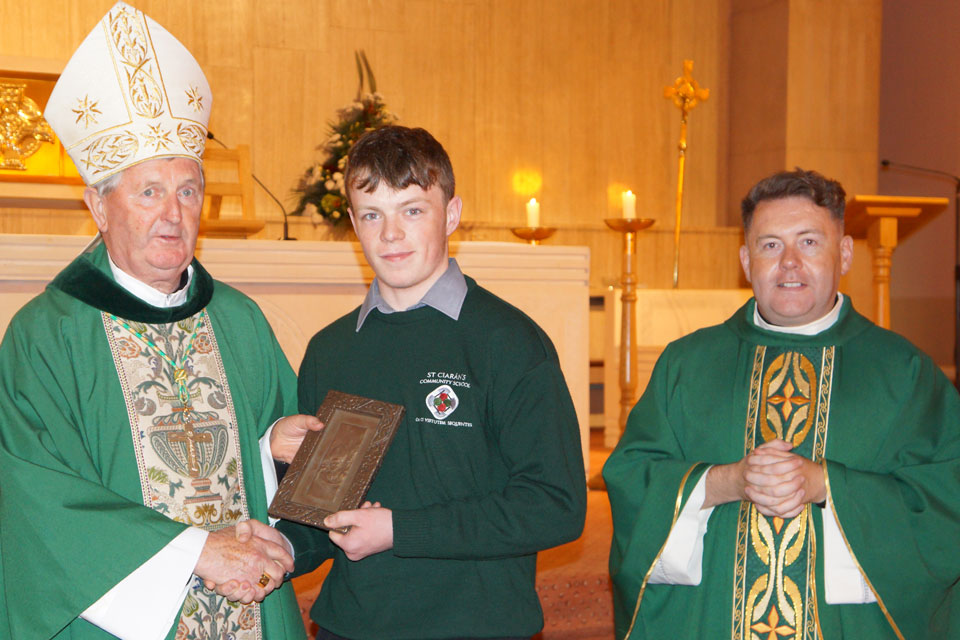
268, 390, 404, 530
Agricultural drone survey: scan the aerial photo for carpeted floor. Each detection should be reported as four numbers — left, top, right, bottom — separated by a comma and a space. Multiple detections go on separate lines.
291, 438, 616, 639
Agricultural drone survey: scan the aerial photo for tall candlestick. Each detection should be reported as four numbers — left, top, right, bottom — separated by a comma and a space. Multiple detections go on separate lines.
526, 198, 540, 228
622, 190, 636, 219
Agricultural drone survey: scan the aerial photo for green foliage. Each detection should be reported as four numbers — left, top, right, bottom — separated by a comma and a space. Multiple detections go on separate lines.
291, 51, 397, 227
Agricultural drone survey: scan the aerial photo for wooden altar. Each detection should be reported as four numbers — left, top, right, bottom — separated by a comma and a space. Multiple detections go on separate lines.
0, 235, 592, 472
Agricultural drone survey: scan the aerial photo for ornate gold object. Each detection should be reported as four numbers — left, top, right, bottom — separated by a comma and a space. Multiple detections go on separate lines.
664, 60, 709, 288
510, 226, 557, 246
258, 574, 271, 588
0, 82, 54, 170
604, 217, 655, 434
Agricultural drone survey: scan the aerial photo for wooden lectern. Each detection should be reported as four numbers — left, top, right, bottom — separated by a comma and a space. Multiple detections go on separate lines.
845, 195, 949, 328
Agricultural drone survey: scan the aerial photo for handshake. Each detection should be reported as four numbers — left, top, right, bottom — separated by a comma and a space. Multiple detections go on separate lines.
194, 519, 294, 604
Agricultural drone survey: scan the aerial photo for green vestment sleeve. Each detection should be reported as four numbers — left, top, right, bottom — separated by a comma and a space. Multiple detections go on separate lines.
821, 341, 960, 638
0, 295, 188, 639
602, 343, 711, 636
603, 299, 960, 640
0, 264, 303, 639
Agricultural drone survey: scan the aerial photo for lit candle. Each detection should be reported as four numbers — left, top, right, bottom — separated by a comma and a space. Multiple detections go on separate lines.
526, 198, 540, 228
622, 190, 636, 219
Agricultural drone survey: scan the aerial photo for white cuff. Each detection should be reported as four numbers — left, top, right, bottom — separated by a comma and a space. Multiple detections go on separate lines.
80, 527, 208, 640
823, 495, 877, 604
648, 470, 713, 585
260, 420, 281, 525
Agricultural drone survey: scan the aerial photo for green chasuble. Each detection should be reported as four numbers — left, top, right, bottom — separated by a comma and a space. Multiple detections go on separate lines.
603, 298, 960, 640
0, 241, 305, 640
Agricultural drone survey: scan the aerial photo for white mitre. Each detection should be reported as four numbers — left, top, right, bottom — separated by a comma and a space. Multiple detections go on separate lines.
45, 1, 212, 186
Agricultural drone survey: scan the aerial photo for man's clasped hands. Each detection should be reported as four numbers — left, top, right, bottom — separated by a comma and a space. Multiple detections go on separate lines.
705, 438, 827, 517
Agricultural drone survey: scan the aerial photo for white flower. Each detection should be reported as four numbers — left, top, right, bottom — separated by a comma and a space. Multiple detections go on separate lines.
332, 172, 342, 181
332, 211, 341, 219
325, 180, 336, 190
338, 156, 347, 169
303, 202, 318, 217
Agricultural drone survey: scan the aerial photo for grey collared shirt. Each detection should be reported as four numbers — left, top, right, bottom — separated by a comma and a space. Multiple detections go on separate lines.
356, 258, 468, 331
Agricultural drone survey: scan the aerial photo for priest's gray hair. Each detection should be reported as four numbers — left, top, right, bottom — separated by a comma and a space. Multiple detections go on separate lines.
92, 158, 206, 198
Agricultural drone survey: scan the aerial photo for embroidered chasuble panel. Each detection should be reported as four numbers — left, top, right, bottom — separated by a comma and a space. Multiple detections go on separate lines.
103, 311, 263, 640
732, 346, 834, 640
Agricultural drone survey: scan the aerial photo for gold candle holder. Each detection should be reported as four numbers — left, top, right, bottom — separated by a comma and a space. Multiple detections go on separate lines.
511, 226, 557, 246
605, 217, 655, 435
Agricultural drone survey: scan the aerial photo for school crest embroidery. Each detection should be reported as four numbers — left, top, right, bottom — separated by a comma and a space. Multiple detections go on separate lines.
426, 384, 458, 420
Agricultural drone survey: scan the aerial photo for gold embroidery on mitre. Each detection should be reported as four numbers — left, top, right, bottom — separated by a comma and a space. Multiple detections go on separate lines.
72, 95, 102, 128
176, 123, 206, 156
142, 122, 173, 151
81, 131, 139, 174
108, 6, 165, 119
185, 86, 203, 112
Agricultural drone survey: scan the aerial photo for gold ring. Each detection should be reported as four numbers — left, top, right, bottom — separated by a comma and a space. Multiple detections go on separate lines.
258, 573, 271, 588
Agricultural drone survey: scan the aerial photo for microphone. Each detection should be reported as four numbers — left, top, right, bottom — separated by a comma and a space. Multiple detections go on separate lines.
206, 131, 294, 240
880, 158, 960, 183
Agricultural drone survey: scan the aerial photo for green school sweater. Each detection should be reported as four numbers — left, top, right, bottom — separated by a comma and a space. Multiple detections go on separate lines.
280, 277, 587, 639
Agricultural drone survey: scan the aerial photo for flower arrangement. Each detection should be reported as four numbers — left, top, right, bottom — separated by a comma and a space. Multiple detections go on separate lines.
292, 51, 397, 226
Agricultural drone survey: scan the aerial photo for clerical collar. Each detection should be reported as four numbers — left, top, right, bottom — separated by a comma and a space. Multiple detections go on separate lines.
108, 254, 194, 309
356, 258, 467, 331
754, 293, 844, 335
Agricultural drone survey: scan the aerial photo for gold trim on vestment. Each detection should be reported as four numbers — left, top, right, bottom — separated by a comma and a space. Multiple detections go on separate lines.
102, 309, 263, 638
823, 463, 905, 640
622, 462, 702, 640
731, 346, 766, 638
102, 312, 153, 507
733, 347, 833, 640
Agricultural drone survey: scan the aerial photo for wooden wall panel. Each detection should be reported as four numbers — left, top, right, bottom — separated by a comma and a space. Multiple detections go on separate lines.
0, 0, 880, 293
785, 0, 882, 195
727, 0, 789, 223
398, 0, 479, 213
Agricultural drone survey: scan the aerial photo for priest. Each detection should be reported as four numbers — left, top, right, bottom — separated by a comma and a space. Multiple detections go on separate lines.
0, 3, 316, 639
604, 168, 960, 639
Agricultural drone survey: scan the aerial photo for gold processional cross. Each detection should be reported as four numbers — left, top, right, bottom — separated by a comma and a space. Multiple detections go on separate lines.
663, 60, 709, 288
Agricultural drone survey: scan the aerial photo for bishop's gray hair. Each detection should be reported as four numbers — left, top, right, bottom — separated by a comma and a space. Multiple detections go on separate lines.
93, 172, 123, 197
91, 158, 205, 198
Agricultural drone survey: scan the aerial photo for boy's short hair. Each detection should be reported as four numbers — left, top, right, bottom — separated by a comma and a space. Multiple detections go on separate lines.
345, 125, 455, 205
